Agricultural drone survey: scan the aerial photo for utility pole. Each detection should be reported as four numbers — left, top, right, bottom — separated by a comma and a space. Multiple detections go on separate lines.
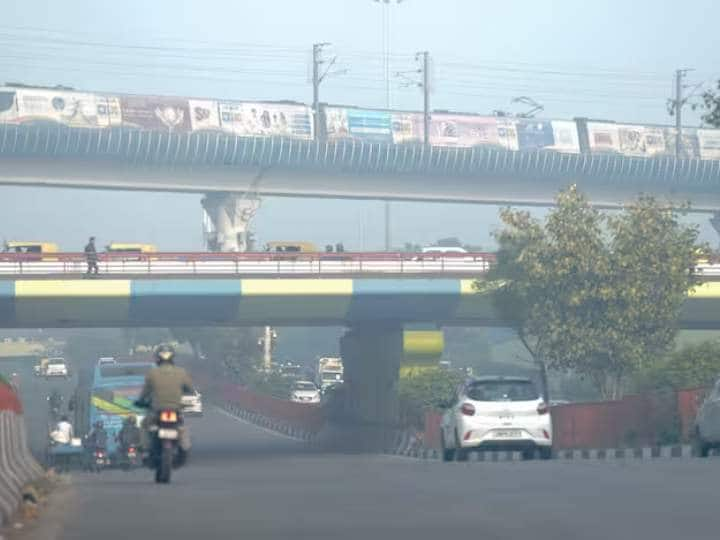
263, 326, 272, 371
311, 43, 346, 139
675, 69, 684, 159
421, 50, 430, 145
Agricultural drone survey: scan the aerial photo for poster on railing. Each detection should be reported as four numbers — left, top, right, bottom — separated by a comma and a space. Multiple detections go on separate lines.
698, 129, 720, 160
0, 89, 17, 124
586, 122, 620, 154
324, 107, 393, 142
188, 99, 221, 132
14, 88, 121, 128
513, 119, 580, 153
119, 95, 191, 132
423, 113, 516, 149
219, 101, 313, 139
663, 127, 701, 159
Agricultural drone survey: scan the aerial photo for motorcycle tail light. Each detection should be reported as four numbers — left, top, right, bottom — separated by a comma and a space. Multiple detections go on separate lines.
160, 410, 178, 422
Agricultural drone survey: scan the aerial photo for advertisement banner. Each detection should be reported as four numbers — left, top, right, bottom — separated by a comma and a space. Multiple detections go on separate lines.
325, 107, 392, 142
587, 122, 620, 153
15, 88, 121, 128
663, 128, 701, 159
616, 124, 667, 157
119, 95, 191, 132
219, 101, 313, 139
698, 129, 720, 160
189, 99, 221, 132
0, 90, 16, 123
551, 120, 581, 153
427, 114, 503, 148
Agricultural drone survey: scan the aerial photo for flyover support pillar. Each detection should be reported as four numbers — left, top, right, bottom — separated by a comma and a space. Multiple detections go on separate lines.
340, 325, 402, 427
201, 192, 260, 252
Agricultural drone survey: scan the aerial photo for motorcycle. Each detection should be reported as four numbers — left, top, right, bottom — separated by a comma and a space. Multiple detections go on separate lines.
91, 448, 109, 473
148, 409, 183, 484
120, 445, 140, 471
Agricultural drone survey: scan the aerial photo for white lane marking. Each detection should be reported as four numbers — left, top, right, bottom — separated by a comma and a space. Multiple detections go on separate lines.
213, 406, 304, 441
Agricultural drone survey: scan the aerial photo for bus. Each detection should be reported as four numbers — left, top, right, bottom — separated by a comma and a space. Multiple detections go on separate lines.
89, 361, 153, 458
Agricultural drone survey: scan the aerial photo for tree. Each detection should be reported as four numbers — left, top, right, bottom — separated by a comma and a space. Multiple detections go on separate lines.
488, 186, 702, 399
398, 368, 464, 428
636, 339, 720, 391
700, 81, 720, 128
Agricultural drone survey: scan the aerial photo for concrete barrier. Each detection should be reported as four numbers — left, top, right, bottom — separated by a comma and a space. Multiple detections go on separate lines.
0, 382, 43, 527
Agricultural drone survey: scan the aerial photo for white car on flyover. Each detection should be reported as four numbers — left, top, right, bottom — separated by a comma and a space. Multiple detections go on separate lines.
290, 381, 321, 404
440, 376, 553, 461
181, 389, 204, 417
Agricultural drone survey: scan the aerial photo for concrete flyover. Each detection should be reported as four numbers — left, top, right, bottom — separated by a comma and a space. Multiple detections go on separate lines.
1, 124, 720, 209
0, 273, 718, 329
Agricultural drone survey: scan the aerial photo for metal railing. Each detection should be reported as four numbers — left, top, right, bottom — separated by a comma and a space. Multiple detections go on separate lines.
0, 251, 496, 277
2, 124, 720, 187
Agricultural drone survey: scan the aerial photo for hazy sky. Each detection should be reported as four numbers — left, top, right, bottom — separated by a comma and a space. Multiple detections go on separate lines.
1, 0, 719, 250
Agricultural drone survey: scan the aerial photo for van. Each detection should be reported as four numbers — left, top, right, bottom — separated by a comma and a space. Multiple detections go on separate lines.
3, 241, 60, 261
264, 241, 317, 253
106, 243, 157, 261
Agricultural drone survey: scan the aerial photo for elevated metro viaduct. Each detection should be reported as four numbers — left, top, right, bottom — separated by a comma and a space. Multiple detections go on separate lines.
2, 125, 720, 249
1, 275, 720, 428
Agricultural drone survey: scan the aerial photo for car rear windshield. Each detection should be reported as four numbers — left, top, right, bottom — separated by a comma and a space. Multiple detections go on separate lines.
466, 380, 539, 402
294, 382, 316, 391
100, 364, 152, 378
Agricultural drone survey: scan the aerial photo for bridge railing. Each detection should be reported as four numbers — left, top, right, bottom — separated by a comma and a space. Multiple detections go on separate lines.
0, 251, 496, 276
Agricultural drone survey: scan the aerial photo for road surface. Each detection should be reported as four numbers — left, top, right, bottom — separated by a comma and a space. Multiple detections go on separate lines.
10, 406, 709, 540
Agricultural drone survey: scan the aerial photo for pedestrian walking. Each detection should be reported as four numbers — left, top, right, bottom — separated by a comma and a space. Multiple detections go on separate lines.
84, 236, 99, 276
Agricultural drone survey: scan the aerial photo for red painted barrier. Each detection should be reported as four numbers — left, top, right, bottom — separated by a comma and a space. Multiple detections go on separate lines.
223, 384, 325, 433
423, 387, 704, 451
0, 382, 22, 414
677, 386, 709, 441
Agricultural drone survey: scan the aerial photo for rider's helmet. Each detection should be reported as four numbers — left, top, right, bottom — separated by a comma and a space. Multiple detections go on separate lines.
154, 343, 176, 365
95, 420, 104, 429
125, 414, 137, 426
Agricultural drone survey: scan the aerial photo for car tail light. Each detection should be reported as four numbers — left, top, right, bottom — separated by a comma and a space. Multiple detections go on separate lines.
461, 403, 475, 416
160, 410, 178, 422
537, 402, 549, 415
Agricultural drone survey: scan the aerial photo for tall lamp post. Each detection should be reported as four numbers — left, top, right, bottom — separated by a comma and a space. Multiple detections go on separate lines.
373, 0, 405, 251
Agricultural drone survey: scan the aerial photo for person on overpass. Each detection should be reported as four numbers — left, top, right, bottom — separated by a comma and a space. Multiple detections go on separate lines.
84, 236, 99, 276
49, 415, 73, 446
135, 344, 194, 466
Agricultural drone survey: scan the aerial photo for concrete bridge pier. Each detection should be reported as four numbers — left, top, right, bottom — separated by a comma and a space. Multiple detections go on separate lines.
340, 325, 403, 428
201, 192, 260, 252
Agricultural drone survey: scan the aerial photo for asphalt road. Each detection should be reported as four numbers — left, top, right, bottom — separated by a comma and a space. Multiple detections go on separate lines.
0, 357, 78, 459
13, 406, 707, 540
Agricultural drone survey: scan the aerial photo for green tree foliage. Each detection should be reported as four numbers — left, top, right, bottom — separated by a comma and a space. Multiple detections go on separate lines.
398, 368, 464, 428
700, 81, 720, 127
488, 186, 702, 399
171, 327, 262, 381
636, 339, 720, 391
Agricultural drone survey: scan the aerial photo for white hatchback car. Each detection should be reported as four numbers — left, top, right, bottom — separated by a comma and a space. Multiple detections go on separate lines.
694, 378, 720, 457
440, 376, 553, 461
290, 381, 321, 404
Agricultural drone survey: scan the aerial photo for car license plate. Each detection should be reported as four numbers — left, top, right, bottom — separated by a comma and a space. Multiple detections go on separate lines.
158, 428, 178, 440
494, 430, 522, 438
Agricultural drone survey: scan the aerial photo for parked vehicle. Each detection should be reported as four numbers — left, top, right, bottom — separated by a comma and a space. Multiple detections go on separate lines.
290, 381, 321, 404
440, 376, 553, 461
694, 379, 720, 457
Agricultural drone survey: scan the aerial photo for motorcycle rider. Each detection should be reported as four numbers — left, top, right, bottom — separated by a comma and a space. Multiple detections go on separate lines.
84, 420, 108, 469
49, 415, 73, 446
135, 344, 194, 466
47, 389, 63, 420
117, 414, 141, 453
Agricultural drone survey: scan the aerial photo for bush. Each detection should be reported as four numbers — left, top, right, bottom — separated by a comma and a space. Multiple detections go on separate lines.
398, 368, 464, 429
